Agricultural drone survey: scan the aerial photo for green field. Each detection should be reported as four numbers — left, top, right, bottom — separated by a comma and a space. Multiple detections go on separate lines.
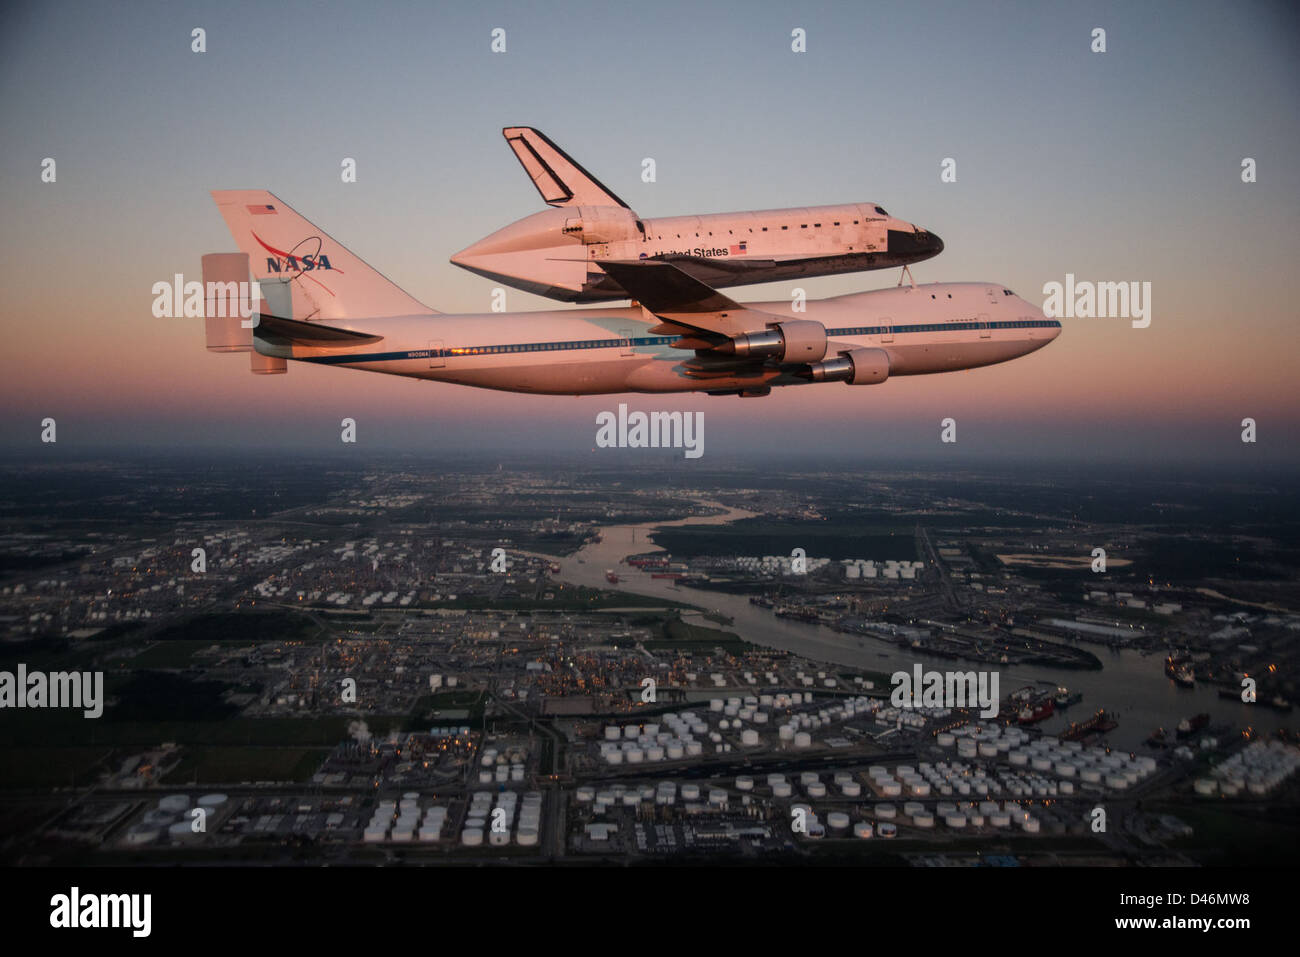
651, 518, 919, 562
1151, 801, 1300, 865
0, 746, 117, 789
641, 614, 751, 654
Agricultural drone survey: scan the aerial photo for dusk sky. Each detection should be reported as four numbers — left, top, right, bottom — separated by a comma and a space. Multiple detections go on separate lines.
1, 0, 1297, 466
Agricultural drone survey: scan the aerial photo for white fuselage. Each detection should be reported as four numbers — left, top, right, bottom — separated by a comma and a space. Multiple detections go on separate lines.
270, 282, 1059, 396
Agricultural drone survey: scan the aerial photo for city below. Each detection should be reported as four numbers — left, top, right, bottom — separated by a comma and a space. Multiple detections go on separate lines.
1, 455, 1296, 866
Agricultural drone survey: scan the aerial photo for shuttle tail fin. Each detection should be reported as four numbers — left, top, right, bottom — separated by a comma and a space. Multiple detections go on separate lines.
210, 190, 438, 320
502, 127, 629, 209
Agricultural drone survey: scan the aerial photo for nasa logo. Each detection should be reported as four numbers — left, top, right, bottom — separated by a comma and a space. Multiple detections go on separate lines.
265, 254, 333, 273
253, 232, 337, 274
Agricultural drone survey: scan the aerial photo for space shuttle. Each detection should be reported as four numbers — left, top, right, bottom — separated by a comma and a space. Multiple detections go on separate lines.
450, 127, 944, 303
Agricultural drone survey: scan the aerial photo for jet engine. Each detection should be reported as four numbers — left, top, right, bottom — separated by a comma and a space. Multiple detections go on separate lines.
807, 347, 891, 385
718, 319, 828, 363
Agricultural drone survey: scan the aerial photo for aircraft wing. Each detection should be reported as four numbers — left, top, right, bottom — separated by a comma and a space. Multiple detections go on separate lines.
502, 127, 629, 209
596, 260, 780, 339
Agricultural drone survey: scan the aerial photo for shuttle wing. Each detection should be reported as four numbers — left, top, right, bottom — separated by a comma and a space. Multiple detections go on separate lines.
502, 127, 629, 209
596, 260, 778, 339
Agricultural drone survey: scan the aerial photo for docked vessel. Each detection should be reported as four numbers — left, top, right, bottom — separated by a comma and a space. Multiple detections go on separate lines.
1053, 686, 1082, 708
1175, 713, 1209, 739
1018, 699, 1056, 725
1165, 651, 1194, 686
1060, 709, 1118, 742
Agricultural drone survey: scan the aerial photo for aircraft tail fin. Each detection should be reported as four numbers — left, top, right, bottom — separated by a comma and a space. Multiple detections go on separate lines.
502, 127, 629, 209
210, 190, 438, 320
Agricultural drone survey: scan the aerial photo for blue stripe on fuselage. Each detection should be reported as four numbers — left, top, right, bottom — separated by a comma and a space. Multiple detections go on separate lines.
294, 320, 1062, 365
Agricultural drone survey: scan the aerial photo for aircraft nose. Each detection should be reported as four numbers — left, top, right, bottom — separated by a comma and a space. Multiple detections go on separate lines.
887, 227, 943, 262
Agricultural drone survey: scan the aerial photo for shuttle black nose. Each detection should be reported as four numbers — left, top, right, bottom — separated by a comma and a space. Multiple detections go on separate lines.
887, 228, 943, 262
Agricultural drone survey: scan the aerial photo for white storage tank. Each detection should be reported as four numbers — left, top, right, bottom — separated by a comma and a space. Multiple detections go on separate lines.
158, 795, 190, 814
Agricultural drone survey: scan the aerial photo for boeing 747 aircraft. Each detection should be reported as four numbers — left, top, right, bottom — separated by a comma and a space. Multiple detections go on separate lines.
204, 190, 1058, 397
449, 127, 944, 302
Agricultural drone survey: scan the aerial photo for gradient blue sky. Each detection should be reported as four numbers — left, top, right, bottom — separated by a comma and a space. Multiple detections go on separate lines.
1, 0, 1297, 466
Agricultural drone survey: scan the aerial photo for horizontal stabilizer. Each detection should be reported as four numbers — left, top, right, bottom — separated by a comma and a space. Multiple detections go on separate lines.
255, 314, 384, 349
502, 127, 628, 208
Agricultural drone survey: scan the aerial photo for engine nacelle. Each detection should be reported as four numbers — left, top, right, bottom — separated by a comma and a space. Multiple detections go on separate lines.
562, 205, 643, 245
808, 347, 891, 385
724, 319, 828, 363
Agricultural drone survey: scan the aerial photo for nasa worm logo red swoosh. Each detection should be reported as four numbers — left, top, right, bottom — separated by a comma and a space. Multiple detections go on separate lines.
250, 231, 346, 274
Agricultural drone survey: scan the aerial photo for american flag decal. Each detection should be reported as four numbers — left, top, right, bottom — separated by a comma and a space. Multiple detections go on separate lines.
246, 204, 276, 215
729, 242, 747, 255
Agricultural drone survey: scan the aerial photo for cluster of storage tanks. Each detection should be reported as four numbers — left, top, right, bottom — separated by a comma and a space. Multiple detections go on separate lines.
577, 780, 735, 813
477, 746, 528, 785
873, 798, 1042, 833
875, 704, 945, 731
788, 800, 895, 839
123, 793, 227, 846
773, 695, 879, 749
459, 790, 543, 847
688, 668, 855, 690
842, 559, 923, 580
933, 724, 1158, 793
598, 693, 882, 764
599, 717, 706, 765
1196, 740, 1300, 797
734, 554, 833, 576
363, 793, 445, 843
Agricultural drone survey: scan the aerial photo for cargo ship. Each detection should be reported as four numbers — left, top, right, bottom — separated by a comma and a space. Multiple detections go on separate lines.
1175, 713, 1210, 739
775, 605, 820, 623
1059, 709, 1118, 742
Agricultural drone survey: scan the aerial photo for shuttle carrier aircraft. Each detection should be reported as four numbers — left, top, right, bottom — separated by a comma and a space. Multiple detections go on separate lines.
449, 127, 944, 302
204, 190, 1059, 398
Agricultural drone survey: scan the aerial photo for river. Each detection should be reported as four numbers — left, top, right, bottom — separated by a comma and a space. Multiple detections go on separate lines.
544, 501, 1291, 750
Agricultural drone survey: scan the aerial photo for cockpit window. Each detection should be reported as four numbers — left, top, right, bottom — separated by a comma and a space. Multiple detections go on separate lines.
1003, 289, 1014, 295
873, 206, 888, 215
